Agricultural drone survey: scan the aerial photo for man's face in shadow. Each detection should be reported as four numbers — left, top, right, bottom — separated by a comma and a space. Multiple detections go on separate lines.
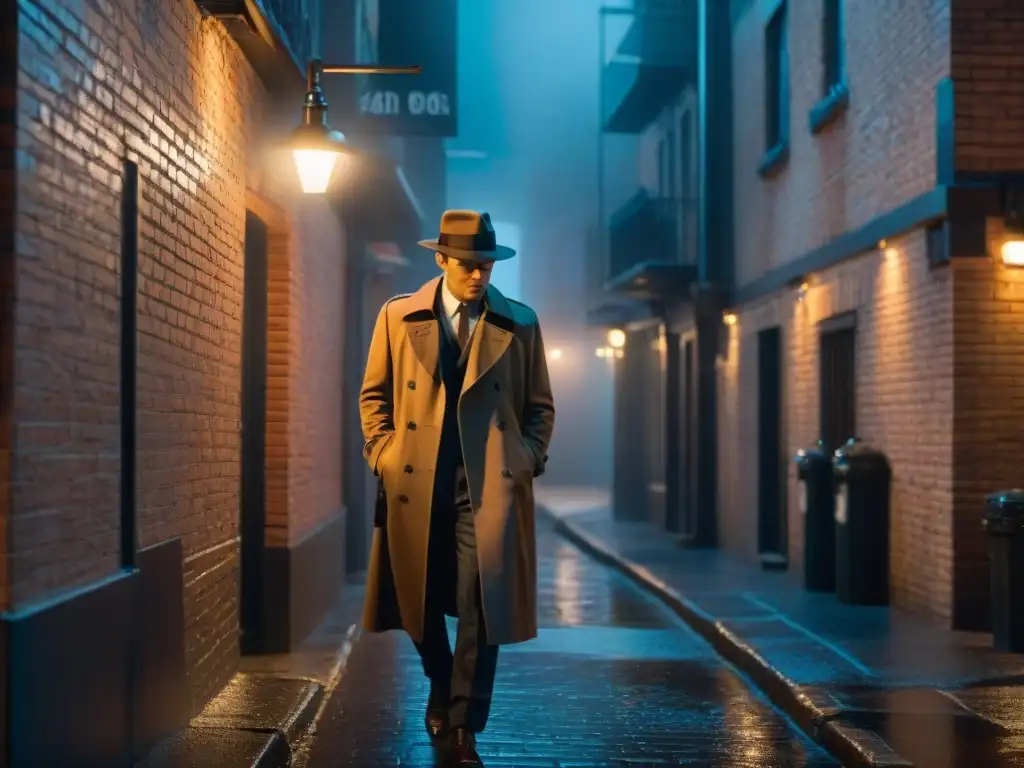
436, 253, 495, 304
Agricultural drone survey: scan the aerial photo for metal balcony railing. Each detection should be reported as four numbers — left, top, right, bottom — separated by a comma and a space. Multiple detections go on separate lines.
600, 0, 698, 133
264, 0, 314, 67
606, 190, 698, 283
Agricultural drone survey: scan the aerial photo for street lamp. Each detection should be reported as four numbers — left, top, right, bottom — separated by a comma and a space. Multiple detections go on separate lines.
291, 59, 421, 194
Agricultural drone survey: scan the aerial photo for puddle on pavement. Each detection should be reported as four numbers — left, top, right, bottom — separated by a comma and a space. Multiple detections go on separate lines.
830, 687, 1024, 767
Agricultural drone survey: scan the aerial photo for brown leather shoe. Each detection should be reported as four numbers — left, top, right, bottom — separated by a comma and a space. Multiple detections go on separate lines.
425, 693, 448, 739
448, 727, 483, 766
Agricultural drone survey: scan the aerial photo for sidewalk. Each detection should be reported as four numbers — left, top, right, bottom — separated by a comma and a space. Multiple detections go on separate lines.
537, 486, 1024, 767
137, 580, 365, 768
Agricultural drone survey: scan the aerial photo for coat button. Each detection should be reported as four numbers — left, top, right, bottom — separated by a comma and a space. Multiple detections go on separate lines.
398, 494, 409, 503
501, 468, 512, 479
404, 465, 413, 474
407, 421, 417, 430
408, 381, 416, 390
494, 383, 500, 391
497, 421, 506, 431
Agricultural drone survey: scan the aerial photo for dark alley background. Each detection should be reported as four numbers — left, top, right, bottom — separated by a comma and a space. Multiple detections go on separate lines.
447, 0, 635, 490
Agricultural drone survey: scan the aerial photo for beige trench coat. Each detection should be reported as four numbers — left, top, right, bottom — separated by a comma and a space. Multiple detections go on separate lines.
359, 277, 556, 646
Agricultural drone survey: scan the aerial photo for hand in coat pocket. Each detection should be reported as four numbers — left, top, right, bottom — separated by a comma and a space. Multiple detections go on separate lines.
373, 478, 388, 528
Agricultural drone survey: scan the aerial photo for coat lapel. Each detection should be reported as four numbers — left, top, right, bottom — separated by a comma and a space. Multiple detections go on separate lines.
402, 277, 442, 385
463, 284, 516, 394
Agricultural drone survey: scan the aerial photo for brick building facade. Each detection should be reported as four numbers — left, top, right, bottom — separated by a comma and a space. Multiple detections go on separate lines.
718, 0, 1024, 629
598, 0, 1024, 637
0, 0, 429, 762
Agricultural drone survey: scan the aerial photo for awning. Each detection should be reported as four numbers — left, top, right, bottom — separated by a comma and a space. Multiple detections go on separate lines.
330, 153, 427, 251
605, 260, 698, 301
601, 1, 698, 133
365, 241, 410, 276
585, 298, 652, 328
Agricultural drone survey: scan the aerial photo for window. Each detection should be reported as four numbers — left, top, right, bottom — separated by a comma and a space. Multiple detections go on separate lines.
822, 0, 843, 93
679, 112, 694, 199
809, 0, 849, 133
764, 2, 789, 152
657, 132, 675, 199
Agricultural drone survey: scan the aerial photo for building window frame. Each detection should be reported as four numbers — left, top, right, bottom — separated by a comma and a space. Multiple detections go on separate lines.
758, 0, 790, 178
809, 0, 850, 134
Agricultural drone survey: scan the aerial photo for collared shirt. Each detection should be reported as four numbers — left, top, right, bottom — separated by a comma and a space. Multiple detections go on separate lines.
439, 278, 483, 343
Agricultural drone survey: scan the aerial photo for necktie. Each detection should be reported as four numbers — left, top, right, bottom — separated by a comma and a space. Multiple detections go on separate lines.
456, 303, 470, 350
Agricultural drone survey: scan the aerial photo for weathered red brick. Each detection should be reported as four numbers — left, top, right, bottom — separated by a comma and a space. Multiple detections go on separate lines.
12, 0, 348, 714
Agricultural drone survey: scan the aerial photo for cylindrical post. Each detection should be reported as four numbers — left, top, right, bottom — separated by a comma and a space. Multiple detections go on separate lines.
984, 490, 1024, 652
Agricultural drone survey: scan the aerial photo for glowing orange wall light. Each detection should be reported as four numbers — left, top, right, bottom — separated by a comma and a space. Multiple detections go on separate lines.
1001, 239, 1024, 267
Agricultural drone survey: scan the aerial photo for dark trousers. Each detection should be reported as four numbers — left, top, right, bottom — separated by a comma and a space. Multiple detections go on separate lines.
414, 466, 500, 733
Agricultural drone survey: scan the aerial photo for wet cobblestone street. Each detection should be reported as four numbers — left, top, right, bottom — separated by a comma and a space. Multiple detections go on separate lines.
298, 519, 838, 767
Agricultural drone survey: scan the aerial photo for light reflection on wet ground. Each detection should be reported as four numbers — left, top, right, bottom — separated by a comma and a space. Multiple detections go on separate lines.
301, 520, 838, 767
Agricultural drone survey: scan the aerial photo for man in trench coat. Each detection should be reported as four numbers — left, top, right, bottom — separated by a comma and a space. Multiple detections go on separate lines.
359, 209, 556, 766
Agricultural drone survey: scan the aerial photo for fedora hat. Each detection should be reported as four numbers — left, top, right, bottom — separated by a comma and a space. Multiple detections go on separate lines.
418, 209, 516, 262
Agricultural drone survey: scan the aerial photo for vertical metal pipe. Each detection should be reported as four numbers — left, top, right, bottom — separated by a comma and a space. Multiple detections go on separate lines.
597, 9, 607, 287
120, 159, 139, 569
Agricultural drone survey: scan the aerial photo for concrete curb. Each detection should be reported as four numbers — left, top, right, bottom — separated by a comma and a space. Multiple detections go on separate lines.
254, 623, 362, 767
544, 510, 911, 768
255, 680, 325, 768
138, 624, 359, 768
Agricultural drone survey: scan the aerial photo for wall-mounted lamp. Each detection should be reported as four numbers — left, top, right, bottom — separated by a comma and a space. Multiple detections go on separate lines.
722, 312, 738, 326
606, 328, 626, 349
1001, 240, 1024, 266
1001, 186, 1024, 266
787, 275, 810, 302
547, 348, 563, 361
291, 59, 421, 193
877, 239, 898, 259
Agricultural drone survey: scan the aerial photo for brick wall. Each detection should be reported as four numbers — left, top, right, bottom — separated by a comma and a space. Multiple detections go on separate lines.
948, 219, 1024, 627
723, 0, 959, 619
13, 0, 347, 713
718, 233, 956, 619
951, 0, 1024, 172
0, 0, 15, 612
731, 0, 949, 286
265, 196, 346, 549
15, 0, 257, 708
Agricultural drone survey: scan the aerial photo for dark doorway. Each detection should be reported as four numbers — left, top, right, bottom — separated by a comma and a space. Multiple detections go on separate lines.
679, 336, 697, 540
664, 330, 681, 534
341, 253, 368, 574
819, 313, 857, 453
240, 211, 269, 654
644, 326, 666, 528
613, 328, 649, 522
757, 327, 787, 567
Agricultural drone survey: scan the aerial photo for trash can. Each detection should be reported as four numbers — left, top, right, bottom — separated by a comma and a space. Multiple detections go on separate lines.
832, 438, 892, 605
795, 440, 835, 592
983, 490, 1024, 653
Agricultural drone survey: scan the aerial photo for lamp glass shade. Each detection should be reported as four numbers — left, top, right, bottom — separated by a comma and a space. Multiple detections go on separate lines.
294, 150, 345, 194
606, 328, 626, 349
290, 123, 350, 194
